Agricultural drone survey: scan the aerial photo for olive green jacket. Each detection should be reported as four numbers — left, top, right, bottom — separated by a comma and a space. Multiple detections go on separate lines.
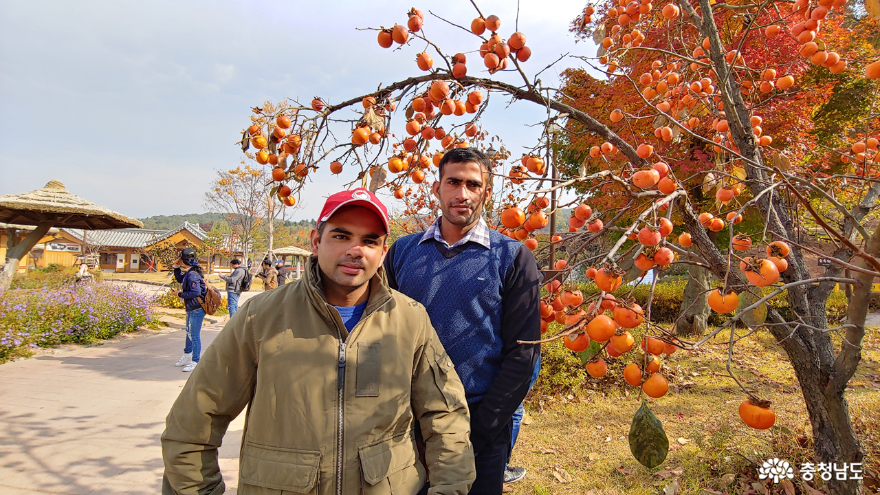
161, 257, 475, 495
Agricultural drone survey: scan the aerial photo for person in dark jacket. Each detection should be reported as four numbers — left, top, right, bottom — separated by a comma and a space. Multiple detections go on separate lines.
172, 248, 207, 373
275, 259, 288, 285
385, 148, 541, 495
219, 258, 246, 318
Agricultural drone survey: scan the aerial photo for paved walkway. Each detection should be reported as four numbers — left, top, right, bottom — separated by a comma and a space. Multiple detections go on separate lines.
0, 319, 244, 494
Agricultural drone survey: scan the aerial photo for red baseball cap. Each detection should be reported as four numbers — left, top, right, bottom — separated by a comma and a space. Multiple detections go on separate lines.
319, 188, 390, 234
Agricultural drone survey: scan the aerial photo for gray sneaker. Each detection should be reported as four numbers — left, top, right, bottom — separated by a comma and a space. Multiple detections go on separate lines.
504, 466, 526, 484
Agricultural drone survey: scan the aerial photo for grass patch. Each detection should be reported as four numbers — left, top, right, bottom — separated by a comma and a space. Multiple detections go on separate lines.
508, 325, 880, 494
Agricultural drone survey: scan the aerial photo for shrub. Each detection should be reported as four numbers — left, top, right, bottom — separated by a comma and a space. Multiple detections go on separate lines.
575, 279, 691, 323
573, 279, 849, 324
156, 289, 229, 315
11, 266, 103, 290
532, 331, 587, 396
156, 289, 184, 309
0, 282, 154, 362
536, 281, 853, 398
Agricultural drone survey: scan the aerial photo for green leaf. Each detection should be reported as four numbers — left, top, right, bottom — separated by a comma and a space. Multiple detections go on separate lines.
737, 291, 767, 326
629, 401, 669, 468
578, 339, 601, 363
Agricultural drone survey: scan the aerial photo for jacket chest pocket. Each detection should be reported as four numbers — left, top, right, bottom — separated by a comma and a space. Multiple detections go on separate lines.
359, 433, 425, 494
239, 442, 321, 494
356, 342, 381, 397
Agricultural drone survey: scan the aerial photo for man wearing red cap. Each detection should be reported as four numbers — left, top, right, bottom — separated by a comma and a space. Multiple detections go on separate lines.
161, 188, 475, 495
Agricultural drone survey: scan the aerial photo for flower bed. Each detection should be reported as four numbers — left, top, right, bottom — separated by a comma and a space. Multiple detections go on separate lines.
0, 282, 155, 362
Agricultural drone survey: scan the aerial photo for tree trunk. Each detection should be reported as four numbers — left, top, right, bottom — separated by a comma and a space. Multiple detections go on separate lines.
688, 4, 866, 490
675, 261, 711, 337
677, 230, 715, 337
0, 223, 53, 290
764, 313, 864, 495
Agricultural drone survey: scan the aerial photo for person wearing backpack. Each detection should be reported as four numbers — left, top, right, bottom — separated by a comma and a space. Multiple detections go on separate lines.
171, 248, 206, 373
219, 258, 246, 318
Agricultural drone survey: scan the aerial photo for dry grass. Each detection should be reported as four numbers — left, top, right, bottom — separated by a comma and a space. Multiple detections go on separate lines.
507, 326, 880, 495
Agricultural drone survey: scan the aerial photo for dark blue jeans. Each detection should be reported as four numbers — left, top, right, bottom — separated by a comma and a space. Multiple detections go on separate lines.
184, 308, 205, 362
468, 401, 512, 495
227, 292, 240, 318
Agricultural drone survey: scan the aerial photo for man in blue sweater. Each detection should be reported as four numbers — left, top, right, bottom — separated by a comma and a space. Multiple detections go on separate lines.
385, 148, 541, 494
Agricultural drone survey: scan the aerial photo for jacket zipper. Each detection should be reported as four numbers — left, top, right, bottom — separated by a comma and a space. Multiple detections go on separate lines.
336, 337, 346, 495
328, 296, 391, 495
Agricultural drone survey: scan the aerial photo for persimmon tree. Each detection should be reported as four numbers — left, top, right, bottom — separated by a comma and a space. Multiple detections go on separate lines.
239, 2, 879, 493
559, 0, 880, 337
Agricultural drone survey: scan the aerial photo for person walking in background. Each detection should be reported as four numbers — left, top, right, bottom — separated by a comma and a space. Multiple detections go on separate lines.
219, 258, 246, 318
171, 248, 206, 373
275, 258, 288, 285
385, 148, 541, 495
161, 188, 475, 495
254, 258, 277, 291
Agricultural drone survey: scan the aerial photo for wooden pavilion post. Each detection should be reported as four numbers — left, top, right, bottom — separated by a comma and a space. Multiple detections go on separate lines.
0, 223, 52, 290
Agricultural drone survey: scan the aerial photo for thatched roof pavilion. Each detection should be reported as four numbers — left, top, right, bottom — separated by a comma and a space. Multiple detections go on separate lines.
0, 180, 141, 289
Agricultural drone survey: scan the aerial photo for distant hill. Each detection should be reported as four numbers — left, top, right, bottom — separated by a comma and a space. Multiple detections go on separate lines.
139, 213, 315, 230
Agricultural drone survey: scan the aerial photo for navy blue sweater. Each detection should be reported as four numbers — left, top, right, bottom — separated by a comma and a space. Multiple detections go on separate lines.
385, 229, 541, 454
174, 268, 206, 313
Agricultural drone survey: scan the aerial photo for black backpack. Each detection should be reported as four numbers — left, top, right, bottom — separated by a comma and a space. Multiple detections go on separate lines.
239, 267, 253, 292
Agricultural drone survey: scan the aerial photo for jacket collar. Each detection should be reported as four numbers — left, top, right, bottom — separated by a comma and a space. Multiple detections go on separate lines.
304, 255, 393, 337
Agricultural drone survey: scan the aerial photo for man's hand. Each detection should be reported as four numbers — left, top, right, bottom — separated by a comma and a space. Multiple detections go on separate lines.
172, 258, 182, 269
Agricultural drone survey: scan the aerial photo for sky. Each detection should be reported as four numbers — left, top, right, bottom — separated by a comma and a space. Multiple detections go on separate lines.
0, 0, 596, 222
